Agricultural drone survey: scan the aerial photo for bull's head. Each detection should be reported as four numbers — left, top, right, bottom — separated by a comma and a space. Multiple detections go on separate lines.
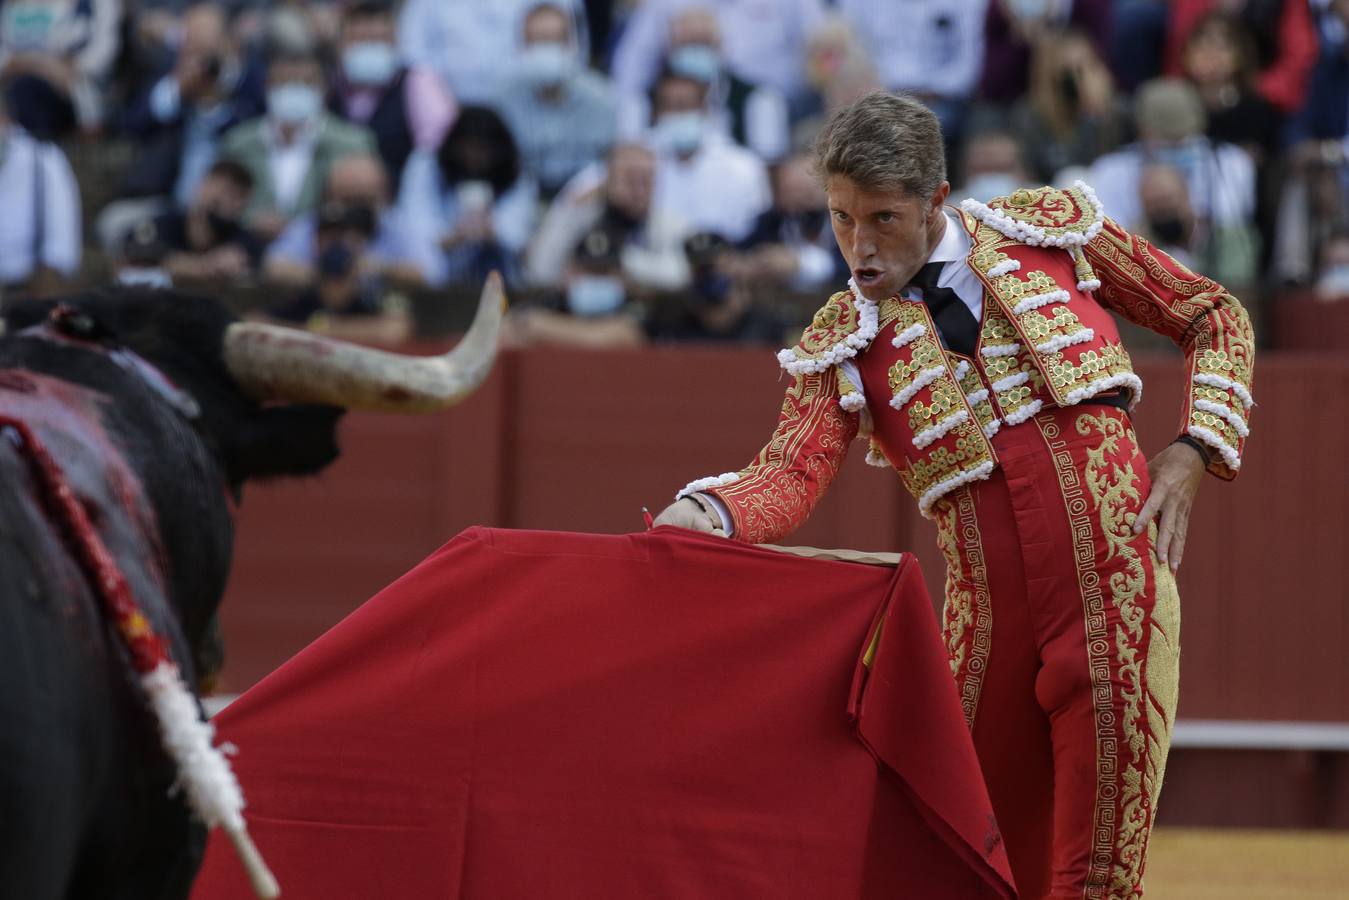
0, 275, 504, 491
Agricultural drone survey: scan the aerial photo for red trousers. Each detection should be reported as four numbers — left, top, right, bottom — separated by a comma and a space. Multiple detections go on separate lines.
931, 404, 1181, 899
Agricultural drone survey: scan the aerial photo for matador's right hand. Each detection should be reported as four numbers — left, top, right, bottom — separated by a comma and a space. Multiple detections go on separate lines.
652, 497, 723, 534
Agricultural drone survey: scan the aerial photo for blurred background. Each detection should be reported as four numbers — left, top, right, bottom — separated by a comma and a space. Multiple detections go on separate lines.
0, 0, 1345, 892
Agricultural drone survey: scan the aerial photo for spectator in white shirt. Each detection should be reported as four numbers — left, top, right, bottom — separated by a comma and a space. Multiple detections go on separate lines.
615, 6, 791, 162
495, 2, 616, 199
396, 0, 586, 105
832, 0, 987, 136
0, 102, 80, 292
647, 70, 772, 243
611, 0, 825, 104
218, 47, 377, 240
527, 142, 692, 292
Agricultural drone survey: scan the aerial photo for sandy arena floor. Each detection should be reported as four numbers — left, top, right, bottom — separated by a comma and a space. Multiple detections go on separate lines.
1145, 829, 1349, 898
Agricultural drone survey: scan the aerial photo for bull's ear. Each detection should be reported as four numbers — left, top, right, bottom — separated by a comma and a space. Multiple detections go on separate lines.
223, 404, 345, 483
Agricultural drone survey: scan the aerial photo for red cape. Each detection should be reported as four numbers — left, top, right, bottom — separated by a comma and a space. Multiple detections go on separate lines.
194, 527, 1015, 898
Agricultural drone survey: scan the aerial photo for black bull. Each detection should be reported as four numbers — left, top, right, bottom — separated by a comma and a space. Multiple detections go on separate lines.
0, 290, 346, 899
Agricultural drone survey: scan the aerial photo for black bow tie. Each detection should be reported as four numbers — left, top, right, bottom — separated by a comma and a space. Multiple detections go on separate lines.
905, 262, 979, 358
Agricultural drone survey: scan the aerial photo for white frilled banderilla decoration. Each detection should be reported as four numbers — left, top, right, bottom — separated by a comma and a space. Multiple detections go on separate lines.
1, 416, 279, 899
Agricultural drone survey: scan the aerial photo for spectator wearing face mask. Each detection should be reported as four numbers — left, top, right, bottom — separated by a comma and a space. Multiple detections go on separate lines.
615, 7, 790, 163
149, 159, 266, 283
0, 0, 121, 138
1313, 231, 1349, 302
979, 0, 1112, 105
644, 230, 791, 343
1000, 26, 1128, 184
611, 0, 825, 106
328, 0, 455, 194
1088, 78, 1257, 239
218, 46, 377, 239
397, 105, 539, 287
954, 129, 1031, 204
265, 153, 443, 290
396, 0, 586, 105
725, 152, 846, 293
120, 2, 266, 207
508, 226, 647, 349
527, 142, 692, 292
646, 70, 771, 243
1138, 161, 1257, 295
495, 2, 615, 200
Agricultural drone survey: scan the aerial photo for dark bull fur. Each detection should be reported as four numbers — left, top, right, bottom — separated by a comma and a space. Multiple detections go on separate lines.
0, 288, 344, 899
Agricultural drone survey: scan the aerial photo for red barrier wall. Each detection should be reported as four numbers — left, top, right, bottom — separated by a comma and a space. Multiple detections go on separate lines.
215, 348, 1349, 828
219, 349, 1348, 722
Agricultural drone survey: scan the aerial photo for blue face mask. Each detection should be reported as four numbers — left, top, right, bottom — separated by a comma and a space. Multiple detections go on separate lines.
1152, 138, 1206, 179
268, 82, 322, 125
1317, 263, 1349, 300
657, 111, 705, 156
520, 42, 576, 88
566, 274, 626, 317
342, 41, 399, 87
669, 44, 721, 84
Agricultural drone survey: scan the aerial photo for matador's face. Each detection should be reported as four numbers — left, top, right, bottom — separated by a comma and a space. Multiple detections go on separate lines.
827, 175, 950, 302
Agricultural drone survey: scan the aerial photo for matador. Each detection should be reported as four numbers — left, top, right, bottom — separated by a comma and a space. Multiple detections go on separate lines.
654, 93, 1254, 899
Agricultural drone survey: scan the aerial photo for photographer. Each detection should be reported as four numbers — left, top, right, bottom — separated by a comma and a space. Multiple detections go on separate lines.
151, 160, 265, 284
264, 154, 442, 290
644, 231, 787, 343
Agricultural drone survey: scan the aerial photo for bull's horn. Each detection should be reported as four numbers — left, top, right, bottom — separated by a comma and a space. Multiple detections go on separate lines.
223, 272, 505, 412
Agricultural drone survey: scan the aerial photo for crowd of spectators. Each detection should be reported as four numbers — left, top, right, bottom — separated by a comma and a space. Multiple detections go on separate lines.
3, 0, 1348, 348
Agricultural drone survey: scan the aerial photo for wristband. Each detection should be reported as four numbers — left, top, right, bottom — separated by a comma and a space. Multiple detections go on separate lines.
1173, 434, 1212, 467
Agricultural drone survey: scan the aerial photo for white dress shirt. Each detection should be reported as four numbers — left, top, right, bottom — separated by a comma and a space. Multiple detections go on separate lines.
266, 121, 318, 214
651, 133, 772, 242
0, 129, 81, 284
834, 0, 987, 99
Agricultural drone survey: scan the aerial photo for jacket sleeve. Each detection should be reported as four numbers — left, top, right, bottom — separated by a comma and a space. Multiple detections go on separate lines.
1083, 217, 1255, 479
677, 369, 859, 545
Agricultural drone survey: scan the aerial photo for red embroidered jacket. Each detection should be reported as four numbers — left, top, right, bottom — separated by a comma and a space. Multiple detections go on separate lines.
677, 184, 1255, 545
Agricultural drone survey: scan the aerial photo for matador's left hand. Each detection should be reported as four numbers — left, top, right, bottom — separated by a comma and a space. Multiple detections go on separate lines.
1133, 442, 1206, 573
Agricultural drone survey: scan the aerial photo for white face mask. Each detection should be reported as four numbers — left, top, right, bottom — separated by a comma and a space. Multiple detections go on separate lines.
668, 44, 720, 84
342, 41, 399, 87
962, 173, 1022, 204
657, 111, 705, 156
1316, 263, 1349, 300
268, 82, 322, 125
520, 41, 577, 89
566, 274, 626, 316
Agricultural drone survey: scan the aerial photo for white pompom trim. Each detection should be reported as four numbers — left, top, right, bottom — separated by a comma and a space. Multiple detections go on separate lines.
992, 371, 1030, 392
1062, 372, 1145, 410
982, 418, 1002, 439
1192, 372, 1254, 408
1077, 278, 1101, 292
959, 180, 1105, 249
1193, 399, 1251, 438
1187, 424, 1241, 471
777, 279, 880, 376
839, 391, 868, 412
986, 259, 1022, 278
981, 343, 1022, 358
676, 472, 740, 500
1002, 398, 1044, 426
889, 365, 946, 409
965, 388, 990, 406
141, 662, 245, 833
865, 446, 890, 467
891, 322, 927, 349
1035, 328, 1096, 355
912, 409, 970, 449
952, 360, 972, 382
1012, 289, 1071, 315
918, 459, 996, 518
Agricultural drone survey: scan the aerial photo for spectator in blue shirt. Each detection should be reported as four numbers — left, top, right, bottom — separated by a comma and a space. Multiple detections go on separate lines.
495, 1, 616, 199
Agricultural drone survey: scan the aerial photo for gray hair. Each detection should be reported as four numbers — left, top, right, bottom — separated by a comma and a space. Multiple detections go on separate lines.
812, 91, 946, 198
